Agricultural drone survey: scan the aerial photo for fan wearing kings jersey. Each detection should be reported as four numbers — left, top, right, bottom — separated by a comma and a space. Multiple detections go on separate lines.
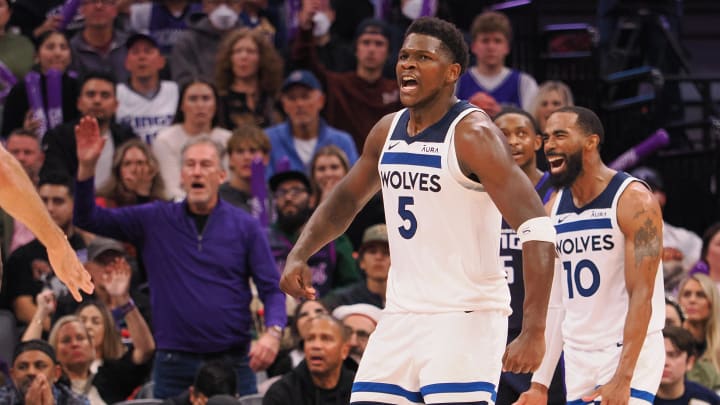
281, 17, 556, 405
516, 106, 665, 405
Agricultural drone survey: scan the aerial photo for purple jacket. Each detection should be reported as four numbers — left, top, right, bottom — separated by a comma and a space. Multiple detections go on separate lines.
74, 178, 286, 353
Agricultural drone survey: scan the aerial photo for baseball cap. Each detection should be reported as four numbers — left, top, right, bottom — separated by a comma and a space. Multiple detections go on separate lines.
126, 32, 160, 50
13, 340, 57, 364
281, 70, 322, 93
332, 303, 383, 325
269, 170, 312, 193
87, 237, 125, 263
354, 18, 391, 43
360, 224, 388, 249
630, 166, 664, 191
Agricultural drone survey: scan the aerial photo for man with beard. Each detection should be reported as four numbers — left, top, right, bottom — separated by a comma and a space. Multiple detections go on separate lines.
72, 126, 286, 399
0, 340, 87, 405
264, 315, 355, 405
41, 71, 137, 189
267, 170, 359, 299
516, 106, 665, 405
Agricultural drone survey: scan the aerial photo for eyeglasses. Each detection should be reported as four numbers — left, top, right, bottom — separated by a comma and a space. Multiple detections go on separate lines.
345, 327, 371, 342
274, 187, 308, 199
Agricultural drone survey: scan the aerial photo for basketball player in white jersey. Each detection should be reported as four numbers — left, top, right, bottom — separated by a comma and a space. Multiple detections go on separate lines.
0, 143, 93, 301
516, 106, 665, 405
281, 17, 557, 404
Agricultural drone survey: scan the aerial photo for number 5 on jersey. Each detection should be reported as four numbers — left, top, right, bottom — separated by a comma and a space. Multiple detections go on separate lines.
397, 196, 417, 239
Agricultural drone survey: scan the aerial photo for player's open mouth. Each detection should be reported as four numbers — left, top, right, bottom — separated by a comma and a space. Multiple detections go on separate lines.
547, 156, 565, 171
191, 182, 205, 190
400, 77, 418, 90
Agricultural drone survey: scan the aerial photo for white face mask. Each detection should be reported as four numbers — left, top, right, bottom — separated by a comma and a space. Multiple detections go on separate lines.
401, 0, 436, 20
209, 4, 239, 31
312, 12, 332, 37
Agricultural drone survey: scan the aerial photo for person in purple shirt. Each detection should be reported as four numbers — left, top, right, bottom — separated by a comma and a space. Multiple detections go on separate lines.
71, 116, 286, 399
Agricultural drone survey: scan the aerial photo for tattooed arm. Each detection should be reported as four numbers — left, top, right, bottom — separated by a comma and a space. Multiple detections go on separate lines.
592, 181, 663, 404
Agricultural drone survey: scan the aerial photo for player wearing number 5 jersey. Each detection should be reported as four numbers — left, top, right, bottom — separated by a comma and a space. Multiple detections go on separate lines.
517, 106, 665, 405
281, 17, 557, 404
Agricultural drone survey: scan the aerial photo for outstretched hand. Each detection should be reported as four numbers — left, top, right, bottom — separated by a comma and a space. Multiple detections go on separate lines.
502, 330, 545, 374
279, 257, 316, 300
75, 116, 105, 168
46, 242, 94, 302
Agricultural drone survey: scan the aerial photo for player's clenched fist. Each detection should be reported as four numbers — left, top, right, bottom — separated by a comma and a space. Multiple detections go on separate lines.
502, 331, 545, 374
280, 256, 316, 300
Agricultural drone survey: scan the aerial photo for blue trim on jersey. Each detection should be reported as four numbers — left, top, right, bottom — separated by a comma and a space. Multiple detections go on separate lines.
566, 388, 654, 405
630, 388, 655, 403
381, 152, 442, 168
352, 382, 423, 403
389, 101, 475, 144
555, 218, 613, 234
556, 172, 631, 214
421, 381, 497, 402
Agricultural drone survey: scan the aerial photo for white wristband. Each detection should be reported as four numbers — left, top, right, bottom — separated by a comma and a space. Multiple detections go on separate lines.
517, 216, 556, 245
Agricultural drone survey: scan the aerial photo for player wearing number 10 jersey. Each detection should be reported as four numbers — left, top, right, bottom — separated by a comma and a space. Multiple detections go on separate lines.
517, 106, 665, 405
281, 18, 557, 404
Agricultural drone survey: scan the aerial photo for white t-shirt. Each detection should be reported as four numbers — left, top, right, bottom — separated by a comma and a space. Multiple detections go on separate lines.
116, 81, 178, 144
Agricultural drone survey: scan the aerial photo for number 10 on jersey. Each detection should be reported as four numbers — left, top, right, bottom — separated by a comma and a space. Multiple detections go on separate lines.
562, 259, 601, 298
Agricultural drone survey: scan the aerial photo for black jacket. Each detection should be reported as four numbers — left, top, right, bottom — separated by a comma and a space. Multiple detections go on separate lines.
40, 118, 136, 180
263, 360, 355, 405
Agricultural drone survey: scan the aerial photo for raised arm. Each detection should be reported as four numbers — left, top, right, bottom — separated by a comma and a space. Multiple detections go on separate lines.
279, 114, 392, 299
454, 111, 556, 373
0, 143, 93, 301
584, 182, 662, 404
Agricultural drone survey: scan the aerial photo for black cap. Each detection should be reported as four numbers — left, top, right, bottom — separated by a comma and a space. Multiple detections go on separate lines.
13, 340, 57, 364
269, 170, 312, 193
126, 32, 160, 50
354, 18, 391, 43
630, 166, 664, 191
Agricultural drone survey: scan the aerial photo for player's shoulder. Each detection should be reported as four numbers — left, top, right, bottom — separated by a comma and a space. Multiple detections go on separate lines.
619, 177, 658, 209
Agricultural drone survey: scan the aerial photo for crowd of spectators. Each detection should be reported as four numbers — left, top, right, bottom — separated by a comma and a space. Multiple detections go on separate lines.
0, 1, 716, 404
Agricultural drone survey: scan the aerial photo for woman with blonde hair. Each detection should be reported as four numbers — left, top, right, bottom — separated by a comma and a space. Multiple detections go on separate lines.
677, 273, 720, 390
97, 139, 167, 207
530, 80, 574, 132
215, 27, 284, 129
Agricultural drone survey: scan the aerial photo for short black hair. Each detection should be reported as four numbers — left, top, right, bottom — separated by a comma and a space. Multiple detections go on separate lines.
404, 17, 469, 75
80, 71, 118, 95
553, 105, 605, 147
38, 172, 75, 196
193, 360, 237, 397
494, 106, 541, 135
663, 325, 696, 358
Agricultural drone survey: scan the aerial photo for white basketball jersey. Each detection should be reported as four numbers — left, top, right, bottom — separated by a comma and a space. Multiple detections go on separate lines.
116, 81, 179, 144
379, 101, 510, 314
550, 172, 665, 351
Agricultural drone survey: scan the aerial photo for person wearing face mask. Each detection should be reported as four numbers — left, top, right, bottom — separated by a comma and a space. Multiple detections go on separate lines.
287, 0, 354, 74
170, 0, 245, 85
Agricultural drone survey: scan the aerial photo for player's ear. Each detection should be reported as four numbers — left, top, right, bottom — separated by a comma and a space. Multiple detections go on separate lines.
586, 134, 600, 150
446, 63, 461, 84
